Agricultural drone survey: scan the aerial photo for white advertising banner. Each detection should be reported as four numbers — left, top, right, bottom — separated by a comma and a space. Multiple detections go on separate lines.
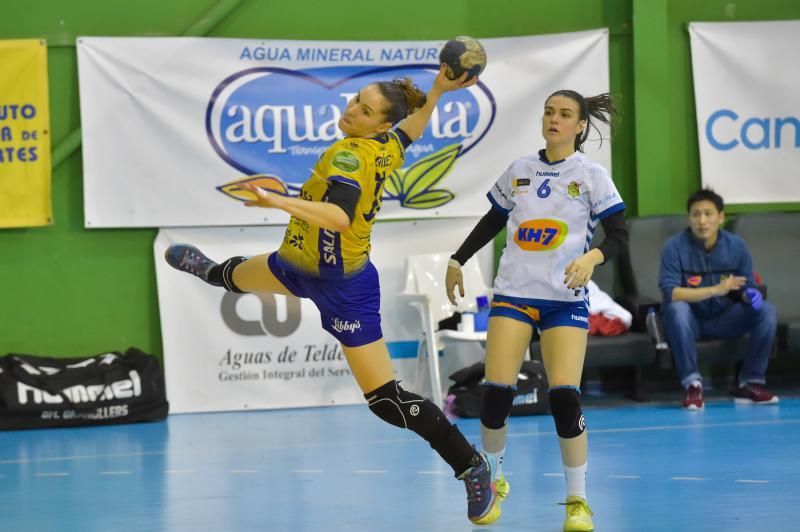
155, 219, 492, 413
689, 21, 800, 204
79, 31, 610, 227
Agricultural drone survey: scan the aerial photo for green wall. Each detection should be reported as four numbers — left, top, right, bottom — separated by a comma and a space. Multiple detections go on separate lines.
0, 0, 796, 359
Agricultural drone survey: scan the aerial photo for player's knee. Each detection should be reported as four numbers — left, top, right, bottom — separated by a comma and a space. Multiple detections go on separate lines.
364, 380, 441, 437
480, 381, 516, 429
220, 256, 247, 293
548, 386, 585, 438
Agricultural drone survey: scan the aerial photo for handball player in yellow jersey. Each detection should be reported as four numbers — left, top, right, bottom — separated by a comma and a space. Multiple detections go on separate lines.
166, 66, 500, 524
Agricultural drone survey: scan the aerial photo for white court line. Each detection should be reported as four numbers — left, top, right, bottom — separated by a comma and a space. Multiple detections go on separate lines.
736, 479, 769, 484
292, 469, 323, 474
417, 470, 448, 475
5, 418, 799, 465
34, 472, 69, 477
164, 470, 196, 474
0, 450, 169, 465
229, 470, 259, 474
99, 471, 133, 475
672, 476, 705, 481
543, 473, 563, 477
609, 475, 641, 479
355, 470, 388, 474
506, 418, 800, 440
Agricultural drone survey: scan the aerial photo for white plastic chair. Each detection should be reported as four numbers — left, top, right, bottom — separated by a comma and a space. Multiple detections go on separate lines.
399, 253, 493, 407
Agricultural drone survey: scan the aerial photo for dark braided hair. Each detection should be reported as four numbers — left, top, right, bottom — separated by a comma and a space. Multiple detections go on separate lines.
547, 90, 617, 152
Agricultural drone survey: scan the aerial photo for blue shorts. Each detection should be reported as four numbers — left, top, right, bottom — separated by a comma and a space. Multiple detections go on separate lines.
267, 253, 383, 347
489, 294, 589, 331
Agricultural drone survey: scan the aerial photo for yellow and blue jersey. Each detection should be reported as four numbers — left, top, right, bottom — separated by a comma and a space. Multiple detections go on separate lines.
276, 130, 406, 279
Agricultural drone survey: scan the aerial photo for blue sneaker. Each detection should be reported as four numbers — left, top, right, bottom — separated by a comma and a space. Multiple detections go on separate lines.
460, 452, 500, 525
164, 244, 219, 285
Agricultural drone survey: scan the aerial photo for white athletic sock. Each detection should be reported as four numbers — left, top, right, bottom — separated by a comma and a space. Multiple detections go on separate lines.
564, 463, 587, 499
485, 447, 505, 479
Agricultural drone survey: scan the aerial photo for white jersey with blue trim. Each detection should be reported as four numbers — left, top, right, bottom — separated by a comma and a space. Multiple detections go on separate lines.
488, 149, 625, 303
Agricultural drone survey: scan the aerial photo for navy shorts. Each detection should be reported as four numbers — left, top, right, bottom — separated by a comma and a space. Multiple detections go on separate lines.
267, 253, 383, 347
489, 294, 590, 331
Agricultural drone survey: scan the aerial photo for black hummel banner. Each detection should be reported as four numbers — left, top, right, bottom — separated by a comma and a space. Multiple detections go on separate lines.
0, 348, 168, 430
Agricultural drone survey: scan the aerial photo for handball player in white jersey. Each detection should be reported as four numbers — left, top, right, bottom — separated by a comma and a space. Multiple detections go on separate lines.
445, 90, 628, 531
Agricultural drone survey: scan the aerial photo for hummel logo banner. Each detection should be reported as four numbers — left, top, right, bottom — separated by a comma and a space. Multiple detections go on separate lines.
0, 348, 168, 430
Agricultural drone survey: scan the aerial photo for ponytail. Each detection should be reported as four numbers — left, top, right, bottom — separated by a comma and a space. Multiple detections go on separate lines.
547, 90, 617, 152
375, 77, 427, 125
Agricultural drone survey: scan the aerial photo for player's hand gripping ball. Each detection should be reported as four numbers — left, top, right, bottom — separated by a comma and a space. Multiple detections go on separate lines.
439, 36, 487, 81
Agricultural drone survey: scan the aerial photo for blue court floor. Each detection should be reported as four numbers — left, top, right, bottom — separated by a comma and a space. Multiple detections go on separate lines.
1, 397, 799, 532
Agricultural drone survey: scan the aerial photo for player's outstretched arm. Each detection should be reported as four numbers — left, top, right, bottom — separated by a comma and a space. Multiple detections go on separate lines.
397, 65, 477, 141
239, 182, 350, 232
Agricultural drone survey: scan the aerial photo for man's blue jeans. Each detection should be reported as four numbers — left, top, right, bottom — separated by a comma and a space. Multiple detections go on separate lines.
662, 300, 777, 388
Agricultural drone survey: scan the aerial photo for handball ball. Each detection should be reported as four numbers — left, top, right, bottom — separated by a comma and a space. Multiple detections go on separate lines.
439, 36, 487, 81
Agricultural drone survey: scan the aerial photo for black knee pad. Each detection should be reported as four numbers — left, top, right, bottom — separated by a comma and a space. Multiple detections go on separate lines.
366, 380, 477, 476
220, 256, 247, 293
365, 380, 442, 436
480, 381, 517, 429
548, 386, 585, 438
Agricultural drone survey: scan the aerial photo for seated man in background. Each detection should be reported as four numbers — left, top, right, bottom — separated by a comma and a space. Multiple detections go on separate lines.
658, 189, 778, 409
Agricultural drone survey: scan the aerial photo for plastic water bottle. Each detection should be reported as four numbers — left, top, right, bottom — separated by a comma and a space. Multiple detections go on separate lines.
645, 307, 668, 350
459, 312, 475, 332
474, 295, 490, 332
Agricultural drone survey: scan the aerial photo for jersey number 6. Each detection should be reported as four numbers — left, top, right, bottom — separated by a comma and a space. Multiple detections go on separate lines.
537, 179, 551, 199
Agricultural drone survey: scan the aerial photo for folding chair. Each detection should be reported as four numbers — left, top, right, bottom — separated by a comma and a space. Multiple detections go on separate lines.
399, 253, 492, 406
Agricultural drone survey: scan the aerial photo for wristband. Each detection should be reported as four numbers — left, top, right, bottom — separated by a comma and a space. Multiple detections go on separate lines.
448, 258, 462, 269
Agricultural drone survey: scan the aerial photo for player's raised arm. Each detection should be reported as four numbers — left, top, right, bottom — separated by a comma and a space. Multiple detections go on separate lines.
397, 66, 477, 142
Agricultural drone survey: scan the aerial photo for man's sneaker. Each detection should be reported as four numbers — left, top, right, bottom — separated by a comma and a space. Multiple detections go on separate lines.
165, 244, 218, 284
732, 383, 779, 405
459, 452, 500, 525
562, 495, 594, 532
494, 473, 510, 501
682, 384, 703, 410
